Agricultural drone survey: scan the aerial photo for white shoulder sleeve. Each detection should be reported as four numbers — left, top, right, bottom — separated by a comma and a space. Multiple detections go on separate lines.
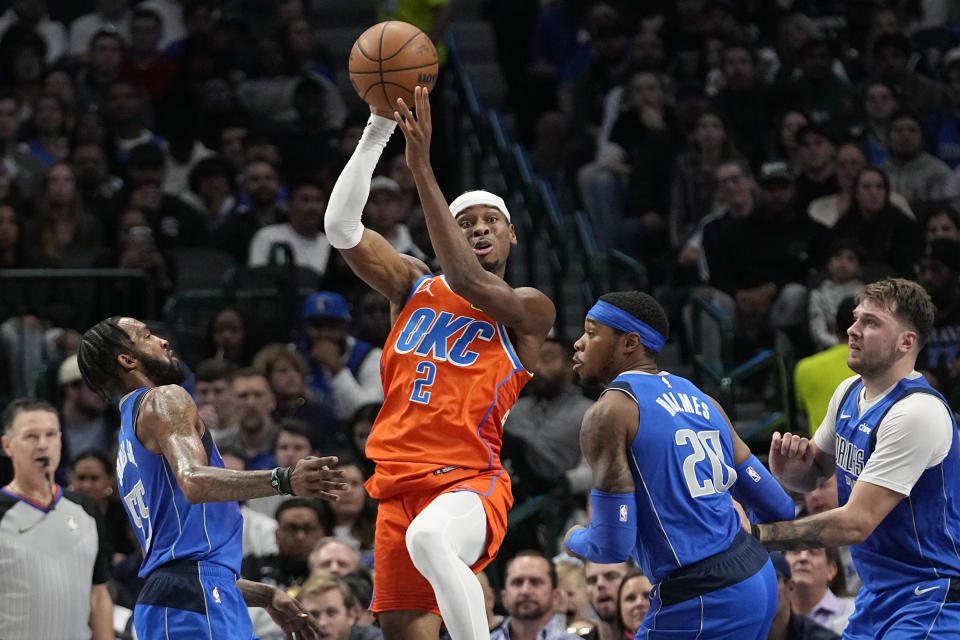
812, 375, 860, 455
324, 114, 397, 249
857, 393, 954, 496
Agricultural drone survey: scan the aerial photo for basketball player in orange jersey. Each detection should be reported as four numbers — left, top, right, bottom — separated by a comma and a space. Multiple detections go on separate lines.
324, 85, 555, 640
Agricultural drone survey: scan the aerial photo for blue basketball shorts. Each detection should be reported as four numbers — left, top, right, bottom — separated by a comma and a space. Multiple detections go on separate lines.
134, 560, 255, 640
843, 577, 960, 639
638, 560, 778, 639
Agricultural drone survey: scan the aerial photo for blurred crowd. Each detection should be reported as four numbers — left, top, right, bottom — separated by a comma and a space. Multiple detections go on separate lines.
2, 0, 960, 638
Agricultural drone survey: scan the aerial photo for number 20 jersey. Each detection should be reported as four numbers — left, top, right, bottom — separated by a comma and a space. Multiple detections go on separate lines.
608, 371, 742, 584
365, 275, 533, 500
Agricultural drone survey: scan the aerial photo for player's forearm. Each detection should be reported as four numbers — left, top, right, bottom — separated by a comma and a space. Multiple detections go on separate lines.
326, 114, 396, 249
409, 163, 489, 289
89, 584, 113, 640
237, 579, 277, 608
753, 506, 870, 550
178, 466, 276, 503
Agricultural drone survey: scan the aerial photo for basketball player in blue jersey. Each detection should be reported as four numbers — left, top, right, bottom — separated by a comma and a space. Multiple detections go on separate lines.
753, 278, 960, 639
564, 291, 795, 639
77, 316, 347, 640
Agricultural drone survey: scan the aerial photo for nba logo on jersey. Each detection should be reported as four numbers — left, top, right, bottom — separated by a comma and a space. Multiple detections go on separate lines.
212, 586, 222, 604
747, 466, 762, 483
619, 504, 629, 522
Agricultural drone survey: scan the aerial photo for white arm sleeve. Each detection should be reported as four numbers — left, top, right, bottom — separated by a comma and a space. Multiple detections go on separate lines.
857, 393, 953, 496
812, 376, 861, 456
324, 114, 397, 249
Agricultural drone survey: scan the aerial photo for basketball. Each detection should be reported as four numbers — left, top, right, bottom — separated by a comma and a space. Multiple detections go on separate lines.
348, 21, 439, 111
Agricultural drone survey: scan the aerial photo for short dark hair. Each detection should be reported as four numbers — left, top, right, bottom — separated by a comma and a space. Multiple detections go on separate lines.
131, 7, 163, 26
889, 109, 923, 130
194, 358, 238, 383
89, 29, 123, 51
2, 398, 58, 435
276, 418, 319, 452
228, 367, 268, 384
288, 176, 327, 199
597, 291, 670, 358
78, 317, 136, 398
72, 449, 114, 475
506, 550, 558, 588
275, 497, 334, 533
127, 142, 165, 170
341, 567, 373, 610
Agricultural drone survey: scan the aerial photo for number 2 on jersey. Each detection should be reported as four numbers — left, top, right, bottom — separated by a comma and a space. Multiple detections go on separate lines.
410, 360, 436, 404
675, 429, 736, 498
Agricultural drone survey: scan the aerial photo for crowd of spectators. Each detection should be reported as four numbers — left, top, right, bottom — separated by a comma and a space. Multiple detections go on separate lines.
2, 0, 960, 637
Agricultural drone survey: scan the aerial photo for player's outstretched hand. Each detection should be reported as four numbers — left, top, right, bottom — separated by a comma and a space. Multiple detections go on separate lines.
290, 456, 347, 500
265, 586, 320, 640
768, 432, 814, 481
563, 525, 586, 562
395, 86, 432, 171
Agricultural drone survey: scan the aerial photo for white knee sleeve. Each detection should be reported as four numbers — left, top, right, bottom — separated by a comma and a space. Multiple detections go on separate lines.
404, 492, 490, 640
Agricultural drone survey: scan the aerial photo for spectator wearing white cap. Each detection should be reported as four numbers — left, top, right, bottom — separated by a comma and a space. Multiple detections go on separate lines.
362, 176, 426, 262
56, 354, 116, 462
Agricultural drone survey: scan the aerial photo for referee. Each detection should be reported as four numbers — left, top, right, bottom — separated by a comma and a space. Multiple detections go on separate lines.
0, 398, 113, 639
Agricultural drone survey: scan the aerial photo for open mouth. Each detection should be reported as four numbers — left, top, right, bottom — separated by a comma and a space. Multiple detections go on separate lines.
473, 240, 493, 256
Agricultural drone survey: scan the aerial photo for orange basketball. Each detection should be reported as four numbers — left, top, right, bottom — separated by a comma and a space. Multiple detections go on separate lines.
348, 21, 439, 111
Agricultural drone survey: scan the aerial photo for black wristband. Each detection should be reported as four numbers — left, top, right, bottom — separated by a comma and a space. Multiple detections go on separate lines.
751, 523, 761, 540
278, 466, 294, 496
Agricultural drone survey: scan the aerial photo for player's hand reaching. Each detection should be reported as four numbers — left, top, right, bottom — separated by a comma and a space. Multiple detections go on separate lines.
265, 586, 320, 640
290, 456, 347, 500
768, 432, 815, 480
395, 86, 432, 172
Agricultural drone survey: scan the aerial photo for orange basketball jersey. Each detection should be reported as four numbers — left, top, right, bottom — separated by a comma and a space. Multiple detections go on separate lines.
365, 274, 532, 499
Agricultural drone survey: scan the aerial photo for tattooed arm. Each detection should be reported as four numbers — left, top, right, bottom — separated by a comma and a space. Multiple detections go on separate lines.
754, 478, 904, 550
580, 390, 639, 493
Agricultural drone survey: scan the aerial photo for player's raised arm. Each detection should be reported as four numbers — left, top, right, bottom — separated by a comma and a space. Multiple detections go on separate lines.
324, 106, 430, 306
564, 390, 638, 563
707, 396, 795, 523
137, 385, 346, 503
394, 87, 555, 337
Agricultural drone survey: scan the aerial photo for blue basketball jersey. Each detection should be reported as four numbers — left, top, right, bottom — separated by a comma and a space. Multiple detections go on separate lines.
609, 371, 742, 584
834, 376, 960, 591
117, 388, 244, 578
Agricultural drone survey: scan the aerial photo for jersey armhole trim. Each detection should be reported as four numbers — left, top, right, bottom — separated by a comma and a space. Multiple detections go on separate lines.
405, 273, 434, 304
601, 381, 637, 405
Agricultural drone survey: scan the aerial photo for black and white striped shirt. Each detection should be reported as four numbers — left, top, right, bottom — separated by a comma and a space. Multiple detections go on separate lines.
0, 486, 109, 640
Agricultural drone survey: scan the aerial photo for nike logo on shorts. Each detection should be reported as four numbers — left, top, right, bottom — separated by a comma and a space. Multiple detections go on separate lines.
914, 585, 941, 595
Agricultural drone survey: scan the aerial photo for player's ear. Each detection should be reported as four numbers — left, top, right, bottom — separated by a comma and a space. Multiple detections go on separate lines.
508, 223, 517, 246
117, 352, 137, 371
622, 332, 642, 354
900, 329, 917, 353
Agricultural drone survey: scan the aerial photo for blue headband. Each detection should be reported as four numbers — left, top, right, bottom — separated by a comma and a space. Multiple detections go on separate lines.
587, 300, 666, 353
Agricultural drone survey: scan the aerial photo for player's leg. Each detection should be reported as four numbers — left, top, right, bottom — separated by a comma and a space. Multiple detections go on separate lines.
378, 610, 443, 640
133, 561, 255, 640
405, 491, 490, 640
638, 561, 778, 639
371, 495, 445, 639
868, 580, 960, 639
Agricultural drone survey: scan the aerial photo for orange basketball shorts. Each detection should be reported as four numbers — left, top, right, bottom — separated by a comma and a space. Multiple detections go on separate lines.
370, 470, 512, 615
